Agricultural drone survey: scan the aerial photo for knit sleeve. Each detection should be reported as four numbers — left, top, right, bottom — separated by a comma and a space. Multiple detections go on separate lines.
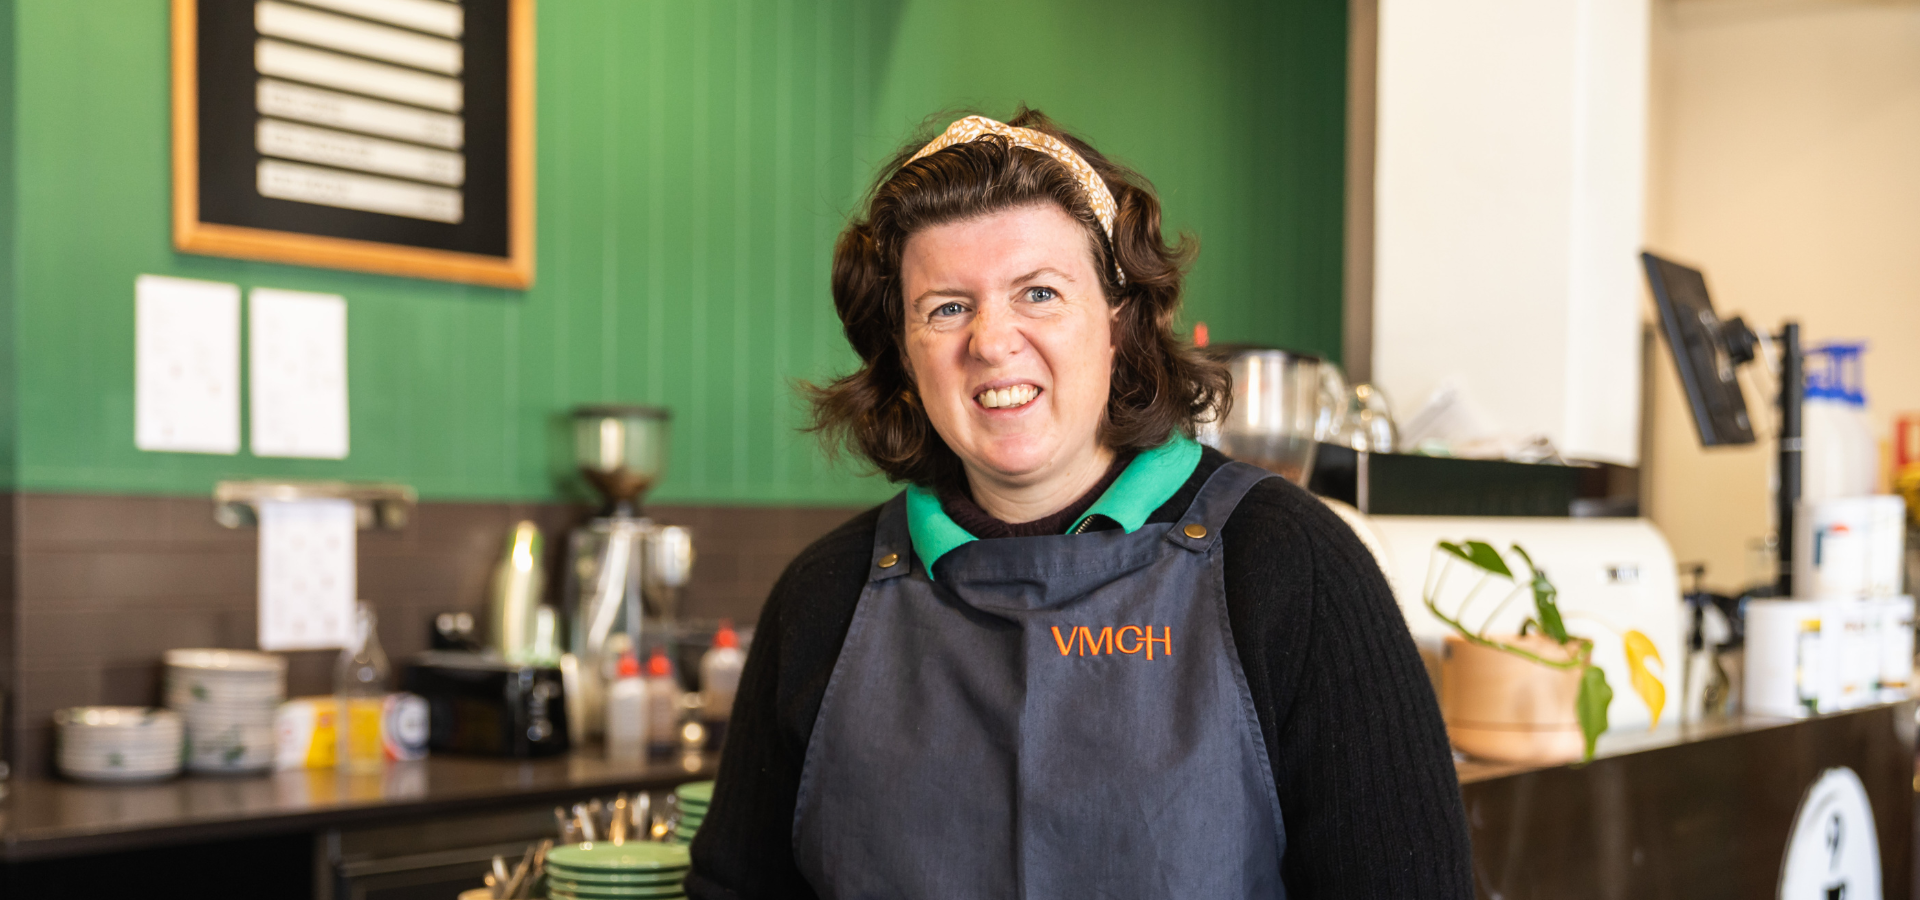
683, 557, 818, 900
685, 507, 880, 900
1222, 481, 1474, 898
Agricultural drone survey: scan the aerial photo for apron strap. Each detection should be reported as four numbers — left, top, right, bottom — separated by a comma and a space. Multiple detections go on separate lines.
870, 491, 915, 582
1164, 461, 1276, 554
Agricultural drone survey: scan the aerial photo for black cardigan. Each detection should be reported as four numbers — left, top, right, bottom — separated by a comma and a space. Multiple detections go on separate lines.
686, 448, 1473, 898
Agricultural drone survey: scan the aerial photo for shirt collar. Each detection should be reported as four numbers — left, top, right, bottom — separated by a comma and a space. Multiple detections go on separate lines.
905, 433, 1202, 576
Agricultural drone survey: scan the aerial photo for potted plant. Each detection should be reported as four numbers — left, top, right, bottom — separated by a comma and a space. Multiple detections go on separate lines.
1424, 540, 1666, 763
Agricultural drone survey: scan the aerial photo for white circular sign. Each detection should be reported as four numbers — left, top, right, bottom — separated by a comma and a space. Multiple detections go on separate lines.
1779, 767, 1881, 900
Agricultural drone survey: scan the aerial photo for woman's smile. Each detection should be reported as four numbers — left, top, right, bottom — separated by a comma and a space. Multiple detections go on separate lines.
898, 202, 1119, 514
973, 382, 1042, 411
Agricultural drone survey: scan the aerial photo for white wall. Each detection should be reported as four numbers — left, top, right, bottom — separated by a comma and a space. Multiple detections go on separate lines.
1645, 0, 1920, 591
1374, 0, 1650, 464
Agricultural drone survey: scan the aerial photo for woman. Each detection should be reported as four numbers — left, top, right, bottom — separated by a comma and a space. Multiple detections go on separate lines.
687, 110, 1471, 898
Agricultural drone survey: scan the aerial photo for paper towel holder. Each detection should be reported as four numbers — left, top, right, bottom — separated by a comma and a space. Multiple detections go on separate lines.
213, 480, 417, 530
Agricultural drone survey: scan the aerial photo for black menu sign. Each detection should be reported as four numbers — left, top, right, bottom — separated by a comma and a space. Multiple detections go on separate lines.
173, 0, 534, 288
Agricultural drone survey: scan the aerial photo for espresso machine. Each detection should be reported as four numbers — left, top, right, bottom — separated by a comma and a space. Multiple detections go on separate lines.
560, 405, 695, 739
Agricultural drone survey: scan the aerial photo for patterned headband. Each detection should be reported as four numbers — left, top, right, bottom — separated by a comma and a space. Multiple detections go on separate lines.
905, 116, 1124, 283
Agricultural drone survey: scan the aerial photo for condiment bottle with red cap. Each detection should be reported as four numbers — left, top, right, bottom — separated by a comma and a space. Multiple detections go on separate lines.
701, 620, 746, 745
643, 648, 681, 757
605, 652, 646, 762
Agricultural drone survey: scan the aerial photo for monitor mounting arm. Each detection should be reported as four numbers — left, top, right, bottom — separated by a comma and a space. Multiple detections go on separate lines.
1641, 253, 1804, 597
1695, 313, 1802, 597
1773, 322, 1803, 598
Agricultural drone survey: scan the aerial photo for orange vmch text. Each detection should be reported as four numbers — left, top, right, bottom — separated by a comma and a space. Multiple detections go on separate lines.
1049, 625, 1173, 660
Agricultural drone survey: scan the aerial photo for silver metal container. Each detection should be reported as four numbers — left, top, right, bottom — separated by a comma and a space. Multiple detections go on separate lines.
1202, 345, 1348, 485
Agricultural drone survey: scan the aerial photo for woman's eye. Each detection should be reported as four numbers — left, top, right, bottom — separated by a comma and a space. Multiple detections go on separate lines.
1025, 286, 1059, 303
933, 302, 966, 318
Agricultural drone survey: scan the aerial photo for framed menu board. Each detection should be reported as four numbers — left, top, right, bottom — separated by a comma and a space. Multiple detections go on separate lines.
172, 0, 534, 288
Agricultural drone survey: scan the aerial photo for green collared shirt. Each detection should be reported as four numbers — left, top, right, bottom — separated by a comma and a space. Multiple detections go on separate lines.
904, 433, 1203, 576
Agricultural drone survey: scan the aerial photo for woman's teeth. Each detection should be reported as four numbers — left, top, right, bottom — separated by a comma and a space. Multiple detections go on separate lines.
976, 385, 1039, 409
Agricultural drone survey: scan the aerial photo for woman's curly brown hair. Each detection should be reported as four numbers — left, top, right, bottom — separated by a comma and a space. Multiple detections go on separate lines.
806, 107, 1228, 487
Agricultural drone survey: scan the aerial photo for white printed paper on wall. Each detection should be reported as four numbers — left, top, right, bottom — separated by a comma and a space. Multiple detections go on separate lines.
134, 275, 242, 454
257, 498, 356, 651
250, 288, 349, 459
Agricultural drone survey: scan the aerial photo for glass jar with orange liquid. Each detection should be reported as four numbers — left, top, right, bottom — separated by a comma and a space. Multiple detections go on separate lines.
335, 602, 389, 774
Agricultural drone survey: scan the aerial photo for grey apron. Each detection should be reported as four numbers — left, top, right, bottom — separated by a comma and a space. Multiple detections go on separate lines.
793, 462, 1286, 899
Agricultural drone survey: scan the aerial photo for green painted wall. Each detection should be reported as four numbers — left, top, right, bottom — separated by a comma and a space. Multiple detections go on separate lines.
869, 0, 1348, 360
3, 0, 1345, 504
0, 0, 14, 490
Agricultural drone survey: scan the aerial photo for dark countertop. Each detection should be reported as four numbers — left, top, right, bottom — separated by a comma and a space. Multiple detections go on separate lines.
1452, 707, 1815, 784
6, 706, 1906, 867
1456, 702, 1915, 898
0, 752, 716, 862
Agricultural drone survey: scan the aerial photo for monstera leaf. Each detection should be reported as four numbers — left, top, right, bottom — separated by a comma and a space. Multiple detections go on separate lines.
1623, 630, 1666, 729
1439, 540, 1512, 578
1576, 665, 1613, 761
1429, 538, 1645, 763
1509, 544, 1569, 644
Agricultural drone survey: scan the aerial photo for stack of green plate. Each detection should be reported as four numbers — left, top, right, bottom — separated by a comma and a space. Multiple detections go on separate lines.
672, 781, 713, 845
544, 842, 690, 900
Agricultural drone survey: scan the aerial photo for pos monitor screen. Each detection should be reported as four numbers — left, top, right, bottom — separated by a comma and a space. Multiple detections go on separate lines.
1641, 252, 1757, 447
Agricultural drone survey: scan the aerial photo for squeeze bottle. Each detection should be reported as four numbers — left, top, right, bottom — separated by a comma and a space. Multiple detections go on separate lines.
700, 621, 745, 743
644, 649, 681, 757
605, 652, 646, 762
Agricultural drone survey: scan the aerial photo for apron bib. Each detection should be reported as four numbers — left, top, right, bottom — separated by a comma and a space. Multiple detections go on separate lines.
792, 462, 1286, 899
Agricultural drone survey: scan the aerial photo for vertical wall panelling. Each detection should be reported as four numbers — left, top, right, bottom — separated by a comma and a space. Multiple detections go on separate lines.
8, 0, 1346, 506
867, 0, 1349, 364
0, 0, 1350, 771
0, 0, 16, 488
0, 0, 14, 773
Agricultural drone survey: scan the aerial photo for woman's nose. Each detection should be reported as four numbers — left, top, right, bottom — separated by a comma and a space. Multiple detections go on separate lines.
968, 306, 1024, 366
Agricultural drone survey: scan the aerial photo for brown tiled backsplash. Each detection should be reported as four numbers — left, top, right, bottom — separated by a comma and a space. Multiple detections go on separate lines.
3, 493, 865, 777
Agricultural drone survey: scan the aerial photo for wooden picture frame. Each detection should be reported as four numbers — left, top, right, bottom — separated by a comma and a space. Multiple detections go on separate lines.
172, 0, 535, 289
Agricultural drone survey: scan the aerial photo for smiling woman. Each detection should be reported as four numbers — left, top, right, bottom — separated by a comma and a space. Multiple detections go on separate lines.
687, 110, 1473, 899
808, 111, 1225, 501
899, 205, 1122, 520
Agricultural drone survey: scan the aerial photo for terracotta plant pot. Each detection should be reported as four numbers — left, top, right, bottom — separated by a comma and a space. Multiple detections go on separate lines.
1440, 633, 1585, 765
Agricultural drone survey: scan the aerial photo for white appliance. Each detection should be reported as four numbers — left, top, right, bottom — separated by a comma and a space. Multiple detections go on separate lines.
1746, 596, 1914, 718
1792, 496, 1908, 600
1332, 508, 1685, 732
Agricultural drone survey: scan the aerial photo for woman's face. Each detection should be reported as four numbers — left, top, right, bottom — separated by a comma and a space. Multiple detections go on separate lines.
899, 202, 1118, 492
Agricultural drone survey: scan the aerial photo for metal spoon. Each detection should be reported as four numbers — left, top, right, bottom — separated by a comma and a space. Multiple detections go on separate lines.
499, 845, 534, 899
610, 794, 629, 845
528, 839, 553, 897
490, 855, 510, 897
572, 802, 598, 842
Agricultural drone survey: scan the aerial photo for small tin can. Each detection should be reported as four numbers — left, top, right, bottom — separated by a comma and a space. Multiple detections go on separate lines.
382, 692, 430, 761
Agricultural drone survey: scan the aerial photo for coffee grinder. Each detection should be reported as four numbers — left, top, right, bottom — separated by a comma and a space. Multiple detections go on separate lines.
562, 404, 672, 738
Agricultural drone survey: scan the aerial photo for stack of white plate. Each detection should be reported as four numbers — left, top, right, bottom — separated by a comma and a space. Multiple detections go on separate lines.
55, 707, 184, 782
164, 649, 286, 774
